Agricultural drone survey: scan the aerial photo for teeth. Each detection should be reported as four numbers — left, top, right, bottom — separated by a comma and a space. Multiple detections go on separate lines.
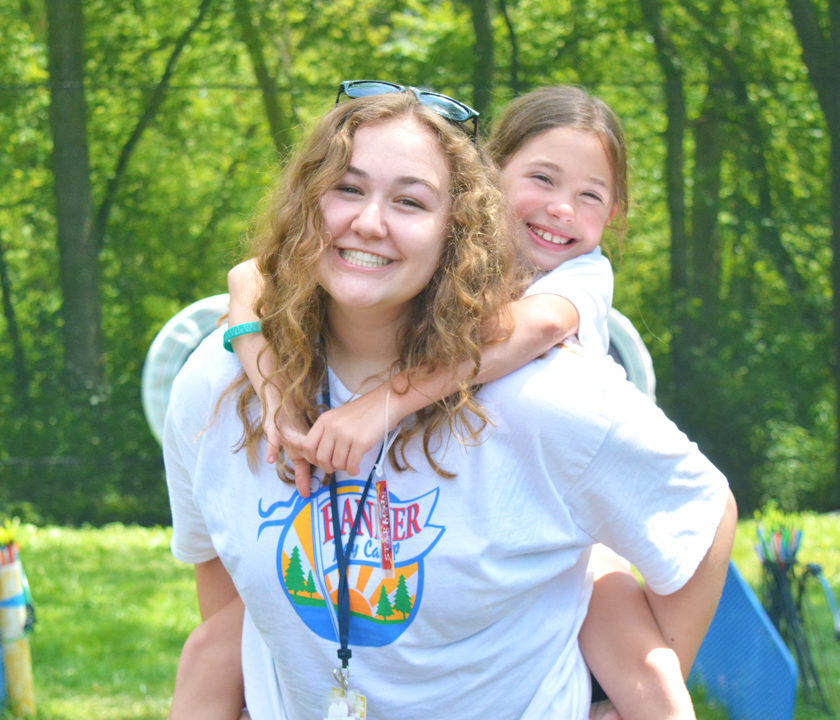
340, 249, 391, 268
532, 226, 573, 245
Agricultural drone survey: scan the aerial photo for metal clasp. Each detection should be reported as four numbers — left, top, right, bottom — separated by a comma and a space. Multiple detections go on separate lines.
333, 666, 350, 691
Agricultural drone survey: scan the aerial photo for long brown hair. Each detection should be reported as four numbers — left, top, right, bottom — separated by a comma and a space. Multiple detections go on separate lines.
234, 91, 526, 480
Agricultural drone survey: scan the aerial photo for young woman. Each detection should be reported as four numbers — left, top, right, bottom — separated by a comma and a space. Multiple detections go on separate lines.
164, 88, 736, 720
222, 85, 697, 718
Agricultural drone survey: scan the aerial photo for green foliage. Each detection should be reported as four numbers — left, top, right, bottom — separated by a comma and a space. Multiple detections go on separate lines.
755, 498, 801, 533
0, 0, 836, 524
751, 415, 836, 512
0, 516, 20, 548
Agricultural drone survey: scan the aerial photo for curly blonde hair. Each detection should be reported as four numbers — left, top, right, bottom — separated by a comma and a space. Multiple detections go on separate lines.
234, 91, 527, 481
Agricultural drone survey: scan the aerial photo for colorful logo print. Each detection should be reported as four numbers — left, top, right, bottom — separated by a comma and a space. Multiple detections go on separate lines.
257, 480, 444, 646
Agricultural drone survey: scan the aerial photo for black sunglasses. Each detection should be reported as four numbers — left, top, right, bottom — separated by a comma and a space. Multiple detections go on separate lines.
336, 80, 480, 139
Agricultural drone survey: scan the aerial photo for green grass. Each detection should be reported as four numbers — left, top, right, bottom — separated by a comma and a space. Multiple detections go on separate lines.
4, 524, 198, 720
2, 516, 839, 719
727, 512, 840, 720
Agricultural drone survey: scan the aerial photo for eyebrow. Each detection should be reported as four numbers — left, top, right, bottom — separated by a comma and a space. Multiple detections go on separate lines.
528, 160, 611, 190
345, 165, 442, 194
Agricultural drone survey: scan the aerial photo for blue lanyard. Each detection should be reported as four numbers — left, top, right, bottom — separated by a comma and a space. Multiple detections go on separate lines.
322, 375, 381, 671
328, 466, 376, 669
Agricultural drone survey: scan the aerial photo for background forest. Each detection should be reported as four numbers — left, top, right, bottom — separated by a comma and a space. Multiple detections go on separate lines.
1, 0, 838, 525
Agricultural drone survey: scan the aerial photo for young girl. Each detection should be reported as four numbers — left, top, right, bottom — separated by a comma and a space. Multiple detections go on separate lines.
168, 85, 720, 720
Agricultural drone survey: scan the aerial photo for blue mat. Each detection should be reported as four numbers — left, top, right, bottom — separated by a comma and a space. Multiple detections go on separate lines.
689, 561, 797, 720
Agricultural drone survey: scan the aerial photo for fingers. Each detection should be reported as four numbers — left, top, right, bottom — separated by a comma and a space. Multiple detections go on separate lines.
306, 406, 390, 477
320, 437, 353, 476
264, 406, 382, 484
305, 420, 360, 476
304, 423, 331, 473
345, 446, 364, 477
293, 458, 312, 498
265, 438, 280, 465
264, 421, 286, 465
264, 419, 316, 494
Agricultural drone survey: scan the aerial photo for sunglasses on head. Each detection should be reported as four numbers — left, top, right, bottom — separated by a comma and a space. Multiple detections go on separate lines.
335, 80, 480, 139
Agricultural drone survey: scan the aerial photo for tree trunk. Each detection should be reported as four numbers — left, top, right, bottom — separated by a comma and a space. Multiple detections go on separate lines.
497, 0, 522, 94
690, 88, 724, 328
234, 0, 295, 155
45, 0, 103, 391
0, 232, 29, 404
638, 0, 690, 405
464, 0, 494, 118
680, 0, 818, 324
786, 0, 840, 504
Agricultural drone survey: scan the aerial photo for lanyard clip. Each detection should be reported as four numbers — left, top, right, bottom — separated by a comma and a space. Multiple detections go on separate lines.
337, 647, 352, 667
333, 666, 350, 691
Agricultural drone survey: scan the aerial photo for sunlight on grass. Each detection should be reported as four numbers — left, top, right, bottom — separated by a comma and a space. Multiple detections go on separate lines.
732, 512, 840, 720
8, 524, 198, 720
3, 517, 839, 719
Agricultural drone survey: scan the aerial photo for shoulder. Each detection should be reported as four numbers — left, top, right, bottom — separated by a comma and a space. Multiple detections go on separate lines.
482, 347, 627, 429
167, 327, 243, 431
480, 346, 723, 490
472, 348, 653, 489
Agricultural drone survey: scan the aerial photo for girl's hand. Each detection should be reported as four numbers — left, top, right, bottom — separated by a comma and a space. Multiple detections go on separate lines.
304, 385, 397, 477
262, 384, 315, 497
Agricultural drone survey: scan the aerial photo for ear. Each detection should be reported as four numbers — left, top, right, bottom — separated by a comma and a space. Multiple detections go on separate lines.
608, 205, 618, 222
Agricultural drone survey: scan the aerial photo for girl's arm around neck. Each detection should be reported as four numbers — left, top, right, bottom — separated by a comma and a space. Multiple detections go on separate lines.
304, 292, 579, 476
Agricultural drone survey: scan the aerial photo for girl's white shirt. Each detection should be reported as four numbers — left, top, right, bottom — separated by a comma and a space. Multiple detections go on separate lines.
524, 246, 613, 356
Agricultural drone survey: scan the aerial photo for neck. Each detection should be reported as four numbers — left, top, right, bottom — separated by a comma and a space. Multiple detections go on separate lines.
324, 302, 406, 393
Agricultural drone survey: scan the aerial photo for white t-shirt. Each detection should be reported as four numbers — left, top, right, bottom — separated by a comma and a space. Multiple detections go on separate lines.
164, 328, 729, 720
523, 247, 613, 356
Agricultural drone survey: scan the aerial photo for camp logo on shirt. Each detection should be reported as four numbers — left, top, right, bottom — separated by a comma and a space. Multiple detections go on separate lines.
257, 480, 445, 646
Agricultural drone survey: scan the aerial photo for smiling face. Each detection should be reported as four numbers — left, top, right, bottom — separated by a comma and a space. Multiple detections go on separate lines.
316, 115, 451, 324
501, 125, 616, 273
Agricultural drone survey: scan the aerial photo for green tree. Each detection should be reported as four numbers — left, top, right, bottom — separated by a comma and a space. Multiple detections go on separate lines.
375, 585, 393, 620
305, 570, 316, 597
636, 0, 690, 406
0, 232, 28, 404
460, 0, 495, 116
232, 0, 296, 154
45, 0, 102, 392
393, 574, 412, 619
285, 546, 307, 596
786, 0, 840, 503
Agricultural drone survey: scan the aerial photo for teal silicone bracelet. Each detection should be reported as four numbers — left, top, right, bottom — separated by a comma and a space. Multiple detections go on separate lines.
223, 321, 262, 352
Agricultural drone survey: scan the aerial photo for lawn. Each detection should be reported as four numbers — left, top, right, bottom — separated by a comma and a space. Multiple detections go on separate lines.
724, 512, 840, 719
2, 515, 840, 719
3, 524, 197, 720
